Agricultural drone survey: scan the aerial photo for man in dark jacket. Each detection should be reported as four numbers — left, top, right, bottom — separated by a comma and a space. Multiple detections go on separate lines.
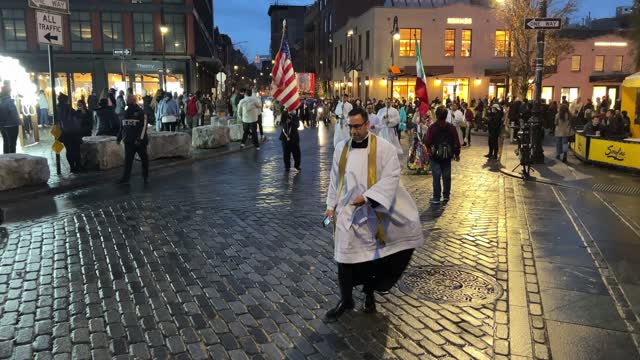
117, 95, 149, 184
0, 81, 20, 154
58, 93, 84, 172
95, 98, 119, 136
486, 104, 503, 160
279, 110, 301, 172
424, 106, 461, 204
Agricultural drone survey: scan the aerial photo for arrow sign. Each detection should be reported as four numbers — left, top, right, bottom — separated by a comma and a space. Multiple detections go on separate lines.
525, 18, 562, 30
36, 11, 64, 46
44, 33, 58, 42
113, 48, 132, 57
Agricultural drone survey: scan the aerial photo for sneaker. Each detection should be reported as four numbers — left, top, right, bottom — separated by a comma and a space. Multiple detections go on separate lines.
256, 147, 261, 151
294, 167, 301, 172
240, 144, 245, 149
442, 197, 450, 203
430, 198, 441, 204
484, 154, 491, 158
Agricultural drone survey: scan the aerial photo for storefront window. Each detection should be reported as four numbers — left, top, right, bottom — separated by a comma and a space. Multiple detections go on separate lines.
561, 87, 579, 103
495, 30, 510, 57
165, 74, 184, 95
444, 29, 455, 57
108, 73, 127, 94
72, 73, 93, 106
134, 74, 161, 97
541, 86, 553, 103
442, 78, 469, 103
390, 78, 416, 101
35, 73, 53, 109
460, 30, 472, 57
399, 28, 421, 57
55, 73, 69, 97
2, 9, 27, 51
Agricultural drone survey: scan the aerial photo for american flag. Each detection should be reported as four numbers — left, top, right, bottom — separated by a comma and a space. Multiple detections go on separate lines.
271, 37, 300, 112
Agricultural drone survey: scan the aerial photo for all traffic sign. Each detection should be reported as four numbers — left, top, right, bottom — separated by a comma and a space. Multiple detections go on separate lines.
113, 49, 132, 56
36, 11, 64, 46
28, 0, 70, 15
524, 18, 562, 30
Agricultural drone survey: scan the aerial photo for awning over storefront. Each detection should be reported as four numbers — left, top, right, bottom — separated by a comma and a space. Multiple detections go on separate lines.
589, 72, 631, 83
484, 68, 508, 77
622, 72, 640, 88
401, 65, 453, 77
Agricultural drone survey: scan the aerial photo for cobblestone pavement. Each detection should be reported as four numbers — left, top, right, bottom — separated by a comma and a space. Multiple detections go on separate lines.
1, 127, 639, 359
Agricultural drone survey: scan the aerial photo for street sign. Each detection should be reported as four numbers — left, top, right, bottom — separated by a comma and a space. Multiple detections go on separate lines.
28, 0, 70, 15
36, 11, 64, 46
113, 49, 132, 56
524, 18, 562, 30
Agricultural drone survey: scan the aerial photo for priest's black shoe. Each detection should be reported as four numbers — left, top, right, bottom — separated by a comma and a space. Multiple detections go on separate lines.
363, 293, 376, 314
324, 300, 354, 322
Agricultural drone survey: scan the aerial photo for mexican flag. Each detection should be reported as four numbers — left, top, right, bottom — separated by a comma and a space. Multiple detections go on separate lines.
415, 40, 430, 117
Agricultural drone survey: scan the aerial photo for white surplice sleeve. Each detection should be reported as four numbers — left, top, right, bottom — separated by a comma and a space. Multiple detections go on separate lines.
363, 142, 400, 212
325, 142, 344, 211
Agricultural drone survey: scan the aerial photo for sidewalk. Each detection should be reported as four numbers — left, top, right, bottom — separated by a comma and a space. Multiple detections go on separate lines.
0, 127, 261, 204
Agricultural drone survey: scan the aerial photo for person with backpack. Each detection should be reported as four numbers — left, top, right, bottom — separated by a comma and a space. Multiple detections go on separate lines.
58, 93, 84, 173
425, 106, 461, 204
185, 93, 202, 129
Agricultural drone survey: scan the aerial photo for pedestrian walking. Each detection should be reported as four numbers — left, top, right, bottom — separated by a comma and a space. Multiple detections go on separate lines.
117, 95, 149, 184
375, 98, 403, 155
0, 81, 20, 154
554, 104, 574, 163
186, 93, 202, 129
279, 110, 301, 172
485, 104, 503, 160
446, 102, 465, 147
333, 94, 353, 148
323, 107, 425, 321
237, 88, 262, 150
425, 106, 461, 204
115, 90, 126, 120
160, 92, 179, 132
58, 93, 84, 173
37, 90, 50, 126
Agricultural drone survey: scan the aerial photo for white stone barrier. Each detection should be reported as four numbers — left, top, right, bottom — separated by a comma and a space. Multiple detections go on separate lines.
0, 154, 50, 191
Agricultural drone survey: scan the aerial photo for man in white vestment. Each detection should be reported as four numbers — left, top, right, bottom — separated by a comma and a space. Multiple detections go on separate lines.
333, 94, 353, 148
323, 107, 424, 321
375, 99, 403, 155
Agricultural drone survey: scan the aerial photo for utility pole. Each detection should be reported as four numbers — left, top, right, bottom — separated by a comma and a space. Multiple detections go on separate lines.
531, 0, 547, 163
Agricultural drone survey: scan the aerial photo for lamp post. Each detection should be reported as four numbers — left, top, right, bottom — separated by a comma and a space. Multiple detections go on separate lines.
390, 16, 400, 100
365, 76, 370, 102
160, 25, 169, 89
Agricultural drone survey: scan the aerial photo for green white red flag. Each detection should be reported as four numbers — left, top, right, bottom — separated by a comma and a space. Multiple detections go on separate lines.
415, 39, 429, 117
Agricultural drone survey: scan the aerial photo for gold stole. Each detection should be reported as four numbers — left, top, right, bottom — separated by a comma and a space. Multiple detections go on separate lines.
336, 134, 387, 245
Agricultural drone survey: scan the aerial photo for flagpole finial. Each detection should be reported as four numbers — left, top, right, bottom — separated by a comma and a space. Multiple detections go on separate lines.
283, 19, 286, 28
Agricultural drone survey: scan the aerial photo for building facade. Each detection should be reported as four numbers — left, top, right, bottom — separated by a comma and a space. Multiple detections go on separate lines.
0, 0, 217, 109
268, 5, 306, 71
330, 2, 636, 104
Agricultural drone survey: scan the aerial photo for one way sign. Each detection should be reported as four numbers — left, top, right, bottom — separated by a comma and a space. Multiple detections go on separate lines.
36, 11, 64, 46
524, 18, 562, 30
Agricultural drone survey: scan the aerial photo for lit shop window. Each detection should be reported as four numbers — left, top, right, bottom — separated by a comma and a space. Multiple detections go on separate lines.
399, 28, 421, 57
444, 29, 455, 57
460, 29, 471, 57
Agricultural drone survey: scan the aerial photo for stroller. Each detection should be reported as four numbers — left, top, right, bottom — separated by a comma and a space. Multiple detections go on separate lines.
407, 117, 431, 174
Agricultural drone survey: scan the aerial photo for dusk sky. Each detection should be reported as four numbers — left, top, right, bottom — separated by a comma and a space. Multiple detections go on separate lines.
214, 0, 633, 59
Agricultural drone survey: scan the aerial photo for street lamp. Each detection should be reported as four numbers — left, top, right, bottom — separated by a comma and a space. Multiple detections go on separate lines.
365, 76, 370, 101
234, 65, 239, 71
160, 25, 169, 89
390, 16, 400, 99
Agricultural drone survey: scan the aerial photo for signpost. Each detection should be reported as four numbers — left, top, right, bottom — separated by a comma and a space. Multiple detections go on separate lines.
31, 0, 70, 175
28, 0, 70, 14
524, 17, 561, 30
113, 49, 132, 89
36, 11, 64, 47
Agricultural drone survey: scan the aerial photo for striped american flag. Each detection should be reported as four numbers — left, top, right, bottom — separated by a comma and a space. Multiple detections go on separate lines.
271, 38, 300, 112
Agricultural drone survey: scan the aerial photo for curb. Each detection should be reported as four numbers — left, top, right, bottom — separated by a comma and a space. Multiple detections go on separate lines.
0, 144, 251, 204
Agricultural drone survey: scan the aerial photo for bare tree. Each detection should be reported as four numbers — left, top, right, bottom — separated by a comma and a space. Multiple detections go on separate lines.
494, 0, 577, 99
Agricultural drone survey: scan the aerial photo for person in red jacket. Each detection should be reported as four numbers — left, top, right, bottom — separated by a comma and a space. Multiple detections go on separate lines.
424, 106, 461, 204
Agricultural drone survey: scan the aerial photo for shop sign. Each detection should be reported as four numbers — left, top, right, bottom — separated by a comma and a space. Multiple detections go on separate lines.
589, 138, 640, 169
36, 11, 64, 46
133, 63, 160, 72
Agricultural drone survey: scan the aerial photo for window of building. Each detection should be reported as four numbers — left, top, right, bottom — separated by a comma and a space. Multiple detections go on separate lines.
561, 87, 579, 103
495, 30, 510, 57
1, 9, 27, 51
570, 55, 581, 72
444, 29, 455, 57
541, 86, 553, 103
102, 12, 123, 52
594, 55, 604, 72
358, 34, 362, 60
614, 55, 623, 72
163, 14, 185, 54
460, 29, 471, 57
133, 13, 154, 53
366, 30, 370, 59
399, 28, 421, 57
70, 12, 93, 52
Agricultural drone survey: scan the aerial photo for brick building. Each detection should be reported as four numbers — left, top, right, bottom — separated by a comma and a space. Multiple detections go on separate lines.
0, 0, 218, 108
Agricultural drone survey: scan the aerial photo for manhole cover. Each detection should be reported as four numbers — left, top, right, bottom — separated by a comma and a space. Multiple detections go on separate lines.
399, 266, 503, 306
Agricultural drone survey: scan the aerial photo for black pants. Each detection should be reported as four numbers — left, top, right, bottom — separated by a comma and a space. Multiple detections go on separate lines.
281, 140, 300, 169
162, 122, 177, 132
1, 126, 19, 154
337, 249, 414, 302
62, 136, 82, 171
488, 133, 500, 157
257, 115, 263, 137
242, 122, 259, 147
122, 142, 149, 181
395, 125, 401, 141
